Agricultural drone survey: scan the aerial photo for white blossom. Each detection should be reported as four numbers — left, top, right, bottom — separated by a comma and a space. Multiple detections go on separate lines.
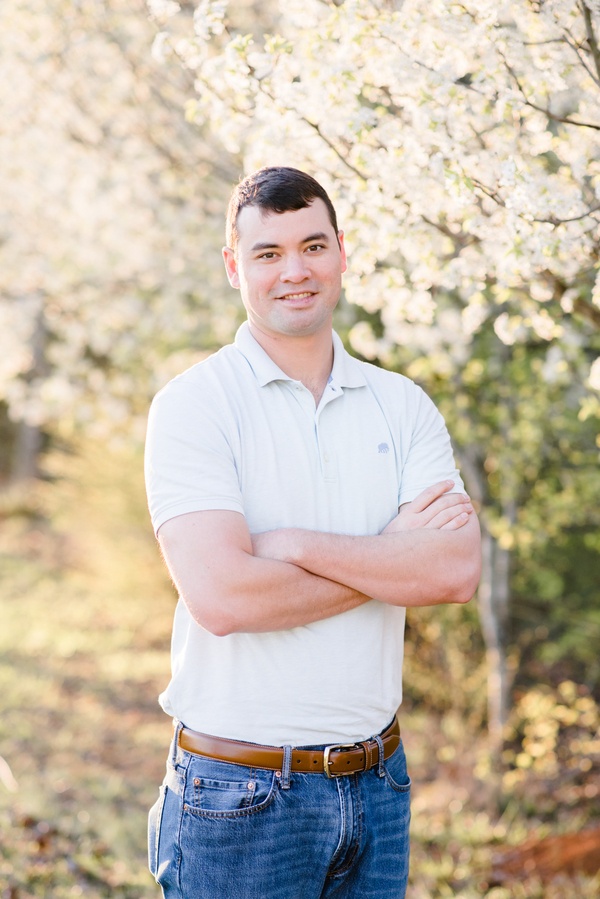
193, 0, 228, 40
494, 313, 528, 346
146, 0, 181, 22
587, 357, 600, 391
592, 271, 600, 309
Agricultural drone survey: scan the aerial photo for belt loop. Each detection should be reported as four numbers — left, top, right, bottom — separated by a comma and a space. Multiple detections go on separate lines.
171, 720, 183, 763
280, 745, 292, 790
373, 734, 386, 778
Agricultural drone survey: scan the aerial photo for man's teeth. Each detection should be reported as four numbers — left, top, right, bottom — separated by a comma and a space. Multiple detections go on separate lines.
281, 292, 313, 299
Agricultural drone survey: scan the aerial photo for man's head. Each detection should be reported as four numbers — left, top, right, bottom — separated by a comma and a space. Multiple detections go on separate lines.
222, 167, 347, 344
225, 167, 340, 255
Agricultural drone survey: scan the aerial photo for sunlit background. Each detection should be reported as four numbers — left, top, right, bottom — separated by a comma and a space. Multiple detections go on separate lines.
1, 1, 599, 896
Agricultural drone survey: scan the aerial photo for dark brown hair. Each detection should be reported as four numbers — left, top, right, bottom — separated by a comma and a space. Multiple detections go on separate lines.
226, 166, 340, 251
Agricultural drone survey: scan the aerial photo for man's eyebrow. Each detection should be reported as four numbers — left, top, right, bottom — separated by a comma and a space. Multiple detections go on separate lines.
302, 232, 330, 244
250, 241, 281, 252
249, 232, 331, 252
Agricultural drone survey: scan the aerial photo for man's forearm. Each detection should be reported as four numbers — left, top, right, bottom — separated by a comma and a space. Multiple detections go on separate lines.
158, 510, 371, 637
253, 515, 481, 607
212, 552, 372, 634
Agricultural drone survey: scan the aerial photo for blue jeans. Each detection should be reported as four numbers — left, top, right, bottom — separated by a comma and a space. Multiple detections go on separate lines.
148, 722, 411, 898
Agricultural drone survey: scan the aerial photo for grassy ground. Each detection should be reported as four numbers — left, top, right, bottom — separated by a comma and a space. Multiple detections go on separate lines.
0, 500, 173, 897
0, 446, 599, 897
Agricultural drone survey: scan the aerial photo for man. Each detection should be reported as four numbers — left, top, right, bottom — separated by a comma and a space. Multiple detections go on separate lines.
144, 166, 481, 898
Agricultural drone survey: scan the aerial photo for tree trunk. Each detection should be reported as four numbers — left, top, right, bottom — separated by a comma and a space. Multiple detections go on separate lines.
10, 420, 43, 484
7, 293, 46, 487
478, 526, 512, 754
458, 447, 514, 753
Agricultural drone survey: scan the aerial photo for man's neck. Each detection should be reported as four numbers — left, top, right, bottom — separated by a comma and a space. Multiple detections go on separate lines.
248, 323, 334, 405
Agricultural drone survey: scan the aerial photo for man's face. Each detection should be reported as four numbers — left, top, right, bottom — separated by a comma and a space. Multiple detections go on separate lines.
222, 199, 347, 342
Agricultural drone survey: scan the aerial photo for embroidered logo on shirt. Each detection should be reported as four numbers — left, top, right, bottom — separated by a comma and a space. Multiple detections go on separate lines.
377, 442, 390, 454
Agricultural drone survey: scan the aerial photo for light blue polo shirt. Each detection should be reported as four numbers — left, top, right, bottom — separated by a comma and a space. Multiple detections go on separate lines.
145, 322, 463, 745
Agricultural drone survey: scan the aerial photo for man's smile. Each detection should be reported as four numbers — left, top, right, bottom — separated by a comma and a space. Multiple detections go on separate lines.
277, 291, 316, 301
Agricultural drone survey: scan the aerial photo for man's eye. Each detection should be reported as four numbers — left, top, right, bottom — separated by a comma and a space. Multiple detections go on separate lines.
258, 252, 277, 259
306, 244, 325, 252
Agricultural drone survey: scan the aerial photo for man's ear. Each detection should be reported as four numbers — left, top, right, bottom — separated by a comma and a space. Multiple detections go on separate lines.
222, 246, 240, 289
338, 230, 348, 274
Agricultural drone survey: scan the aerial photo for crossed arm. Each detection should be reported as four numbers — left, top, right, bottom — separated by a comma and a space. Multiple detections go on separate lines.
157, 481, 481, 637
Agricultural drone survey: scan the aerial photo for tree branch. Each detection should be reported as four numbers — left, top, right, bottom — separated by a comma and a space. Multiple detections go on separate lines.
532, 204, 600, 226
499, 49, 600, 131
421, 215, 481, 252
257, 83, 370, 182
470, 176, 507, 208
562, 24, 600, 88
573, 296, 600, 329
374, 27, 487, 98
580, 0, 600, 83
300, 116, 370, 182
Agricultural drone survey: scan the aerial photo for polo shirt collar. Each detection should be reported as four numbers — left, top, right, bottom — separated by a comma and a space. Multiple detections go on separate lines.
234, 322, 291, 386
330, 330, 367, 389
234, 321, 367, 389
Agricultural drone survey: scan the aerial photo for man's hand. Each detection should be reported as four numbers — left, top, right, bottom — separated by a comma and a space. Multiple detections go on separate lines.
383, 480, 474, 534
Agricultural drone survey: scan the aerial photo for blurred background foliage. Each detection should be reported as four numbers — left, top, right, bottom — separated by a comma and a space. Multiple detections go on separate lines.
1, 0, 599, 896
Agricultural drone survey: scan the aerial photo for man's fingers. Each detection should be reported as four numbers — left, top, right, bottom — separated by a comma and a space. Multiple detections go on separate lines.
390, 484, 473, 533
437, 509, 473, 530
425, 500, 473, 530
408, 480, 455, 513
412, 490, 472, 520
440, 512, 471, 530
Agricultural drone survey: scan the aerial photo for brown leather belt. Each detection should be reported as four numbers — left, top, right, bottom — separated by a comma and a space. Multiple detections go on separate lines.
178, 716, 400, 778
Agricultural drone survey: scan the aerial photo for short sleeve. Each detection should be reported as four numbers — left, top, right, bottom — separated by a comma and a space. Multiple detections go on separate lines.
144, 379, 244, 535
398, 385, 464, 506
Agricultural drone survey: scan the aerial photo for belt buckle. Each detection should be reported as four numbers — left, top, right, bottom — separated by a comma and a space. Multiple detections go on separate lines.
323, 743, 359, 778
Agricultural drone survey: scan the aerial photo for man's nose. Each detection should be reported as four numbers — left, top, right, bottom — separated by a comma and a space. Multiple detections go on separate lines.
280, 253, 310, 282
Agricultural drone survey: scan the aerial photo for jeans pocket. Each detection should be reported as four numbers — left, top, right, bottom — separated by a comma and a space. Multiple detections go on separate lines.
184, 760, 278, 819
148, 784, 167, 879
382, 741, 412, 793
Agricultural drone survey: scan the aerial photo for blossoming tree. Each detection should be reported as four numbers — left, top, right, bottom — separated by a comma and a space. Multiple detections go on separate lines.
0, 0, 239, 482
152, 0, 600, 743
